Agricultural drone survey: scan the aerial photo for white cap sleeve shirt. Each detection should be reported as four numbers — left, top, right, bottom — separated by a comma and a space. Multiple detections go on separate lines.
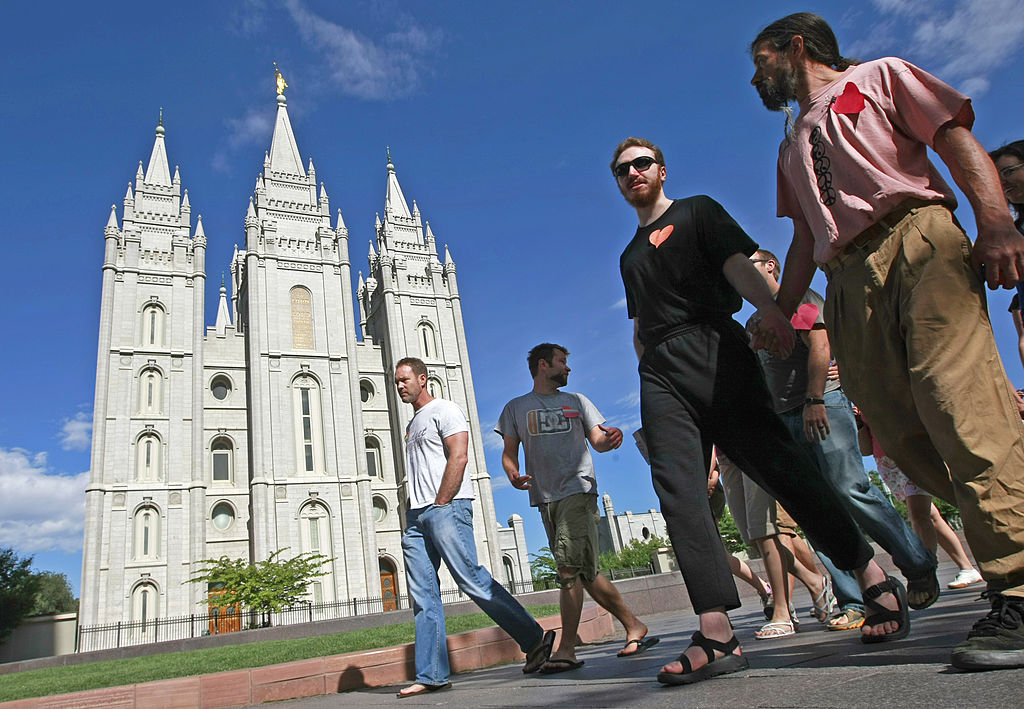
404, 399, 473, 510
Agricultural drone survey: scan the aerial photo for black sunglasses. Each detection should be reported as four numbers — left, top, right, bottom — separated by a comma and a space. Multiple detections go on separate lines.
613, 155, 658, 178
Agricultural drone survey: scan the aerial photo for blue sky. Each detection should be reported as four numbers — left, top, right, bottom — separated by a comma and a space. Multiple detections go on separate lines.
2, 1, 1023, 597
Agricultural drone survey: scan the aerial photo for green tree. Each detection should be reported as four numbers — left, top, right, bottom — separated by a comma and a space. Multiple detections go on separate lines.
30, 572, 78, 616
189, 548, 331, 628
717, 507, 751, 555
529, 547, 558, 590
0, 547, 41, 644
598, 536, 669, 573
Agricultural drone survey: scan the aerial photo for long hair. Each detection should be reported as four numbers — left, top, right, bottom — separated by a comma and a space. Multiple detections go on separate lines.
990, 140, 1024, 231
751, 12, 859, 71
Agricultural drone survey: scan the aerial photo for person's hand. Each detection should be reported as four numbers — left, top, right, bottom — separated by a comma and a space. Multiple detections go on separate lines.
707, 465, 720, 498
598, 424, 623, 449
1014, 389, 1024, 420
804, 403, 830, 442
827, 359, 840, 381
750, 307, 796, 358
507, 472, 532, 490
972, 225, 1024, 289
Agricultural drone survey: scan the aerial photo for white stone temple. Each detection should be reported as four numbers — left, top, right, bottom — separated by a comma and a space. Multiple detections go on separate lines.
78, 86, 530, 628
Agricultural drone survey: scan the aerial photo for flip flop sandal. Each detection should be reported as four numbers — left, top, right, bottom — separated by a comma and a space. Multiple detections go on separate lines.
538, 658, 585, 674
523, 629, 556, 673
907, 568, 940, 610
811, 575, 837, 623
656, 631, 749, 686
618, 636, 661, 657
397, 682, 452, 698
861, 575, 910, 644
754, 621, 796, 639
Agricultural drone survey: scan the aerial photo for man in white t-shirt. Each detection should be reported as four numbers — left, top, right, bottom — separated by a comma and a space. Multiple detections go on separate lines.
497, 343, 657, 673
394, 357, 553, 698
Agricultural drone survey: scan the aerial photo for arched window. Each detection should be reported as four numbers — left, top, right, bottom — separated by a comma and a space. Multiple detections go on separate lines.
299, 502, 335, 603
292, 375, 324, 474
427, 377, 443, 399
138, 368, 162, 414
365, 437, 381, 478
502, 556, 516, 585
417, 321, 437, 359
211, 437, 233, 483
290, 286, 314, 350
141, 303, 165, 348
130, 581, 160, 643
136, 432, 161, 481
133, 505, 160, 560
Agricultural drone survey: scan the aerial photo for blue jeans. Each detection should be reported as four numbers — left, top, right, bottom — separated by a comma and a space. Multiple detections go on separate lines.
402, 499, 542, 685
779, 388, 936, 611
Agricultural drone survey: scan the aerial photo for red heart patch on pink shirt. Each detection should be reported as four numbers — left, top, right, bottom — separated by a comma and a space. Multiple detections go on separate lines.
649, 224, 674, 247
832, 82, 865, 115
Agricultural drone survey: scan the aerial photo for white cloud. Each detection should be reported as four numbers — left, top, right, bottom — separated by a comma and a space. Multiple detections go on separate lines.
281, 0, 441, 100
850, 0, 1024, 97
610, 297, 627, 310
616, 390, 640, 408
59, 412, 92, 451
483, 421, 505, 452
226, 109, 274, 149
0, 448, 88, 554
490, 473, 511, 491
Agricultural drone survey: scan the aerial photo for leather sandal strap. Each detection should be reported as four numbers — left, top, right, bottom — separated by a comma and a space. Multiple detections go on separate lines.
690, 630, 740, 663
863, 576, 897, 602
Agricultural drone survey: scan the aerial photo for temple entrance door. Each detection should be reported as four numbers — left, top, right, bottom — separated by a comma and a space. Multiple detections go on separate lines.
380, 560, 398, 612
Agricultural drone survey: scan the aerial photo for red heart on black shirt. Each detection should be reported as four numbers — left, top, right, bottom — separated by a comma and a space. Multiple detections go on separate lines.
649, 224, 673, 248
832, 82, 865, 114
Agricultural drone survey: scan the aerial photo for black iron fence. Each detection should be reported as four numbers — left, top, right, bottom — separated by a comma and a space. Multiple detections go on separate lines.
76, 578, 539, 652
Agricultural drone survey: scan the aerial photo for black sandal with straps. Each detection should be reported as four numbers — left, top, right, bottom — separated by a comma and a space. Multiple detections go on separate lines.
861, 575, 911, 644
656, 631, 749, 686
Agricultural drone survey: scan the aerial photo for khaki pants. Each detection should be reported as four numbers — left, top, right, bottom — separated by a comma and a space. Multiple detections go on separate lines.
822, 203, 1024, 596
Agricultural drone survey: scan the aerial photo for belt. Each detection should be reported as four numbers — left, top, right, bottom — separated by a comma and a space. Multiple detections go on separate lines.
821, 198, 943, 278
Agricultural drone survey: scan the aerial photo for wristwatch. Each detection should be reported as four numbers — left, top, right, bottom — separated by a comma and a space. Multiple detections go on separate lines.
805, 397, 825, 405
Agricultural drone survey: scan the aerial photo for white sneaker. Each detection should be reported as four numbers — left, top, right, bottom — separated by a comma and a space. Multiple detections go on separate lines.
947, 568, 983, 589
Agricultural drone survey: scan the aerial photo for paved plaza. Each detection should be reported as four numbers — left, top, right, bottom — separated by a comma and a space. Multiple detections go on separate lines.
268, 558, 1023, 708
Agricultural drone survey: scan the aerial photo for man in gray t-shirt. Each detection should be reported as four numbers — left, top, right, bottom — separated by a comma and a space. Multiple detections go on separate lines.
496, 343, 657, 672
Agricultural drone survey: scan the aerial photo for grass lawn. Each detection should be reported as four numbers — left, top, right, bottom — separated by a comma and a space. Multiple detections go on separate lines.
0, 604, 559, 702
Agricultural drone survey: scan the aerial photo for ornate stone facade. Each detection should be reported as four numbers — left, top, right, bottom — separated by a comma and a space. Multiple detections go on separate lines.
78, 94, 530, 627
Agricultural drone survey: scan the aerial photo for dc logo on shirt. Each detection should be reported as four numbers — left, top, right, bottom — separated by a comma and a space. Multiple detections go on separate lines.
527, 407, 574, 436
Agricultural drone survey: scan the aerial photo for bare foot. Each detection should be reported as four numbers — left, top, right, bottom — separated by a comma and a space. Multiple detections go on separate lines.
858, 565, 904, 640
659, 635, 743, 675
618, 622, 651, 656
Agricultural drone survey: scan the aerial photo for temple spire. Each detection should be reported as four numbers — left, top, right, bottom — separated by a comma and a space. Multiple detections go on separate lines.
143, 111, 172, 186
267, 80, 305, 176
215, 273, 231, 335
384, 148, 411, 219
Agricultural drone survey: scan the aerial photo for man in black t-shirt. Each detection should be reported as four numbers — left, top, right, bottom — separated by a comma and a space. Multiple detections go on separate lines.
611, 137, 909, 687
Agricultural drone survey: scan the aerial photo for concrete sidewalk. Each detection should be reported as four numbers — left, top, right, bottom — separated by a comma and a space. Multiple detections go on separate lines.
269, 568, 1023, 708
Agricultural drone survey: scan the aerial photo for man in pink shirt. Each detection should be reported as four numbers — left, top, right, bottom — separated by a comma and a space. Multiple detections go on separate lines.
749, 12, 1024, 671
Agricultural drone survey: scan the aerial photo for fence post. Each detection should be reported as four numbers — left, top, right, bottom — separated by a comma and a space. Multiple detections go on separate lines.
308, 602, 313, 623
116, 621, 121, 649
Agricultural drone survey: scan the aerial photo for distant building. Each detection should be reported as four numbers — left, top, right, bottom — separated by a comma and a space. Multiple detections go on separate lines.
598, 493, 668, 555
78, 88, 529, 629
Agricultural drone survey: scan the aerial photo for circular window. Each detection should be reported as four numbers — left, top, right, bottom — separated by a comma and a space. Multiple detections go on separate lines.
359, 380, 374, 404
372, 496, 388, 523
211, 376, 232, 401
212, 502, 235, 530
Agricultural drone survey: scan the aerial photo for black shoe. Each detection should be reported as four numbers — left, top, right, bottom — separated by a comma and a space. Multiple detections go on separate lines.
950, 591, 1024, 671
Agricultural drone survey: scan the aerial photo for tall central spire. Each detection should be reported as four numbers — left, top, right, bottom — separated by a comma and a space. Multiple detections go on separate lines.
268, 90, 305, 177
385, 148, 411, 219
144, 111, 172, 186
